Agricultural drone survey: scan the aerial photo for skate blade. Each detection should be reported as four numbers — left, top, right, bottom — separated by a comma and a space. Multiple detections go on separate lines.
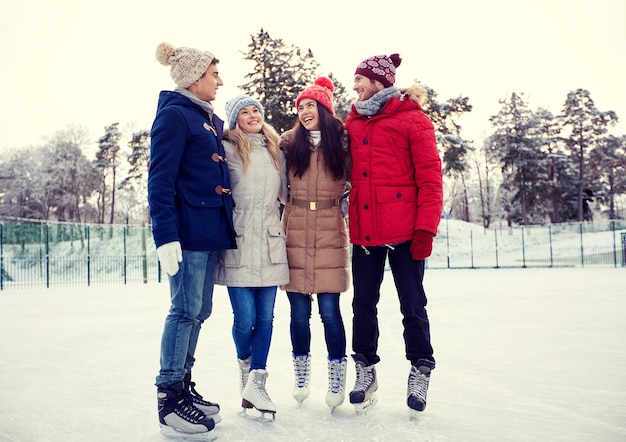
160, 425, 217, 441
208, 414, 222, 425
238, 408, 276, 422
354, 394, 378, 414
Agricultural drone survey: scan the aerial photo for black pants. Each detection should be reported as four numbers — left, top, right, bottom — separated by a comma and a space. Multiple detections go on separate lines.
351, 241, 434, 367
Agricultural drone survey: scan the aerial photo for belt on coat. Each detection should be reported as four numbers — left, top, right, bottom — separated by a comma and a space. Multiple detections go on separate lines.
290, 198, 340, 211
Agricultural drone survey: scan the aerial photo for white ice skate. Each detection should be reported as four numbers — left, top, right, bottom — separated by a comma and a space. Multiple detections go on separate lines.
239, 369, 276, 422
237, 356, 251, 395
325, 357, 347, 412
292, 353, 311, 406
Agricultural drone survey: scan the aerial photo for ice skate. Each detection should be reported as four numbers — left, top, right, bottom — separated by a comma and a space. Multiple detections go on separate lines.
325, 356, 347, 412
237, 356, 251, 395
292, 353, 311, 406
239, 369, 277, 422
349, 354, 378, 414
157, 381, 217, 440
407, 364, 431, 416
183, 374, 221, 424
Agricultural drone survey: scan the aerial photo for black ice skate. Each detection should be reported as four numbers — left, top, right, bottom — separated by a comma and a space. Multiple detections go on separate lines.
157, 381, 217, 440
407, 364, 431, 417
183, 374, 221, 424
349, 354, 378, 414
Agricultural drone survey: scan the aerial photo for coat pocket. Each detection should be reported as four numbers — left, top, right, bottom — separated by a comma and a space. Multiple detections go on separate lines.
267, 225, 287, 264
222, 229, 244, 267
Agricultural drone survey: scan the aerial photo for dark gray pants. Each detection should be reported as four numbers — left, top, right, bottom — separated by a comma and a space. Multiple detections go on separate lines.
351, 241, 435, 367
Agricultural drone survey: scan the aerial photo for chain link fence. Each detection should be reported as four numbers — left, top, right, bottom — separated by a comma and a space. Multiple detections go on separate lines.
1, 219, 625, 291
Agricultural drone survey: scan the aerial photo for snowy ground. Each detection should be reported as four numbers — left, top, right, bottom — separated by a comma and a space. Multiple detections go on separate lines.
0, 267, 625, 442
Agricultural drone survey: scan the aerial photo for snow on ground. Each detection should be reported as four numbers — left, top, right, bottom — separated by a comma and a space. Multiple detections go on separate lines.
0, 267, 625, 441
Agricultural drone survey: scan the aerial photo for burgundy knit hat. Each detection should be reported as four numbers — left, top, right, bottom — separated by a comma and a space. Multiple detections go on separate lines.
354, 53, 402, 88
296, 77, 335, 115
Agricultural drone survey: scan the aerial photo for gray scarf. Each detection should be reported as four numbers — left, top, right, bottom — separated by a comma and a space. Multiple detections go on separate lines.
354, 87, 401, 117
174, 87, 214, 120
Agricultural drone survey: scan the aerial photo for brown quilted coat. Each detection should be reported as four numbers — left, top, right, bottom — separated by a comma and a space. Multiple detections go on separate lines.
279, 129, 351, 294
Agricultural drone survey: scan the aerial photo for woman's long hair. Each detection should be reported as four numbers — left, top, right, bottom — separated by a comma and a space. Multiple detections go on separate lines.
224, 122, 281, 172
286, 104, 346, 181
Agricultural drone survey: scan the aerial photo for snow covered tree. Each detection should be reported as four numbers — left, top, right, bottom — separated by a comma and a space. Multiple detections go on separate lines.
589, 134, 626, 220
533, 108, 572, 223
93, 123, 121, 224
0, 147, 40, 219
559, 89, 618, 221
328, 72, 353, 122
240, 29, 354, 132
472, 136, 501, 228
119, 130, 150, 193
488, 93, 551, 225
42, 134, 99, 222
117, 129, 150, 223
421, 85, 473, 221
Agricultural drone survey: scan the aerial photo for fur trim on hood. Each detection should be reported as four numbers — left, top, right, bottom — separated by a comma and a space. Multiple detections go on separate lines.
399, 82, 429, 107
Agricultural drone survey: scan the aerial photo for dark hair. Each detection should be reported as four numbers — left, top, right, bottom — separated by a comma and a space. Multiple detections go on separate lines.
286, 105, 347, 181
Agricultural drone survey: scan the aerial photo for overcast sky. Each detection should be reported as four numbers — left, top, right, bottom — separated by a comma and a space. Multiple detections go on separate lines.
0, 0, 624, 152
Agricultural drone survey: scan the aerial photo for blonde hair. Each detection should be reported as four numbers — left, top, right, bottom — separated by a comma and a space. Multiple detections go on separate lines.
226, 123, 281, 172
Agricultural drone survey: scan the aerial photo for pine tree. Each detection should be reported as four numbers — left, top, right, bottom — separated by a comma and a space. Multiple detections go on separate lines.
488, 93, 551, 225
117, 130, 150, 223
559, 89, 618, 221
590, 134, 626, 220
422, 86, 473, 221
93, 123, 121, 224
43, 138, 99, 223
328, 72, 353, 122
240, 29, 319, 133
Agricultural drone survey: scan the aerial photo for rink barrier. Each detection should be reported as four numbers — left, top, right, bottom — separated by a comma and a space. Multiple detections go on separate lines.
0, 219, 625, 290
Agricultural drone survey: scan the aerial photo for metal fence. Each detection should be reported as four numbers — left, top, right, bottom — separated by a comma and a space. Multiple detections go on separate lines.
1, 220, 625, 291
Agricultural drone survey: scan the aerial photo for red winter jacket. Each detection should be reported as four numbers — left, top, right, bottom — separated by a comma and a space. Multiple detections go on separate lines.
345, 93, 443, 246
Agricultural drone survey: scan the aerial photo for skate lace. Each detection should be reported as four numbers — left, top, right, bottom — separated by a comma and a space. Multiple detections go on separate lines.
353, 363, 374, 392
328, 359, 344, 394
187, 381, 204, 400
408, 369, 429, 399
293, 355, 309, 388
253, 373, 272, 402
174, 399, 206, 424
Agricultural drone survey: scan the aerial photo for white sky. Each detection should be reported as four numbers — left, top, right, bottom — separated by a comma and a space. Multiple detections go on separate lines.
0, 0, 625, 152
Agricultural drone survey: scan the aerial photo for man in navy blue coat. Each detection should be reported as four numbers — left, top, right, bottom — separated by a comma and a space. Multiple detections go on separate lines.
148, 42, 236, 438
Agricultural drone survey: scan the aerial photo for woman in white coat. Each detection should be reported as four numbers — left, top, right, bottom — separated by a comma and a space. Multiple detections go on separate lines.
214, 95, 289, 420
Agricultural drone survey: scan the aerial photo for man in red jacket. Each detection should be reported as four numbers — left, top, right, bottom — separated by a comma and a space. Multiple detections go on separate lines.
344, 53, 443, 415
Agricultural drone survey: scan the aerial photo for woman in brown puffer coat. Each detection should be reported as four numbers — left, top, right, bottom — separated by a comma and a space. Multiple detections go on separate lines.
280, 77, 351, 412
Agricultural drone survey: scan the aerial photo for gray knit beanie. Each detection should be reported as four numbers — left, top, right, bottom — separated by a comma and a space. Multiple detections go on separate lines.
156, 42, 216, 89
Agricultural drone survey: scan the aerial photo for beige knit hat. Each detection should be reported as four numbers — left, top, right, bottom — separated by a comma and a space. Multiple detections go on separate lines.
156, 42, 216, 89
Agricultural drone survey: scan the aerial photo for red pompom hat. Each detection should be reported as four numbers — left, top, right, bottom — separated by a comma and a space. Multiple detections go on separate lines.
355, 53, 402, 88
296, 77, 335, 115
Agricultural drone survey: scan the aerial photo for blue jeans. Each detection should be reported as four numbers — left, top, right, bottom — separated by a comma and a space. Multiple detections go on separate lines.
227, 286, 277, 370
287, 292, 346, 360
156, 250, 218, 387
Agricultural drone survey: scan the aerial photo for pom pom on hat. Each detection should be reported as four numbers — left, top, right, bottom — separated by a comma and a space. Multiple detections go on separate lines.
224, 95, 265, 130
354, 53, 402, 88
156, 42, 216, 89
296, 77, 335, 115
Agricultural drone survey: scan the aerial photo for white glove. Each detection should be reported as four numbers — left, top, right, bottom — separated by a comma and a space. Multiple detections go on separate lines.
156, 241, 183, 276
